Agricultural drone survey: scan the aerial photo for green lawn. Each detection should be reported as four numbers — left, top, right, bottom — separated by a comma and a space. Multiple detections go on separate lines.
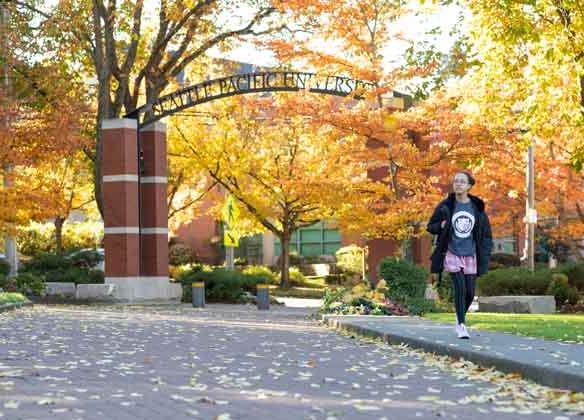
424, 312, 584, 343
0, 292, 27, 305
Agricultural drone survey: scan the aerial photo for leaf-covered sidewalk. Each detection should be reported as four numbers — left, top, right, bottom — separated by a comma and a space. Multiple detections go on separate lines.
324, 315, 584, 392
0, 304, 581, 419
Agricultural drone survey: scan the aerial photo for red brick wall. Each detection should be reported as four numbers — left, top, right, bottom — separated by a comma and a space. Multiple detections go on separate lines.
367, 238, 400, 284
174, 197, 222, 265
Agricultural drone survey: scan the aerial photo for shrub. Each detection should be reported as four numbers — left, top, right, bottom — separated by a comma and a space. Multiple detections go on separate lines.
547, 273, 579, 307
169, 263, 201, 280
199, 269, 244, 302
169, 243, 195, 266
242, 266, 277, 285
0, 292, 27, 305
84, 270, 105, 284
44, 267, 85, 283
41, 267, 104, 284
17, 222, 54, 256
276, 267, 306, 287
321, 286, 350, 312
335, 245, 365, 276
0, 258, 10, 276
238, 273, 267, 292
288, 267, 306, 286
68, 249, 104, 269
14, 273, 45, 297
402, 296, 440, 316
489, 253, 521, 270
378, 257, 427, 304
0, 275, 16, 292
21, 253, 72, 273
320, 286, 389, 315
319, 283, 412, 316
566, 287, 580, 306
20, 253, 104, 285
179, 267, 262, 303
477, 267, 551, 296
555, 262, 584, 291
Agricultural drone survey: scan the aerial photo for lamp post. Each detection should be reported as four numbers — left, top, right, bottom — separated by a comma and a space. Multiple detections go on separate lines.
512, 103, 536, 273
526, 143, 536, 272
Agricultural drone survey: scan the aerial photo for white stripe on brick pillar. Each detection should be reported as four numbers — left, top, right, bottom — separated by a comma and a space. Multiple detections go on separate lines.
104, 227, 140, 234
103, 174, 139, 182
141, 228, 169, 234
140, 176, 168, 183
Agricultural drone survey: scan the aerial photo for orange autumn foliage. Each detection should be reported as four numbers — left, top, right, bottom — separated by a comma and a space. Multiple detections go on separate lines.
0, 63, 93, 233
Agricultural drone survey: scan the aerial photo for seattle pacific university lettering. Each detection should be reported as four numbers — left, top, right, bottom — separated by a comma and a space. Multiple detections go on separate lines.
144, 72, 373, 127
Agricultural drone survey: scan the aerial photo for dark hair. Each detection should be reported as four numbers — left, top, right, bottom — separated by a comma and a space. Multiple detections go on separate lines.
455, 171, 475, 186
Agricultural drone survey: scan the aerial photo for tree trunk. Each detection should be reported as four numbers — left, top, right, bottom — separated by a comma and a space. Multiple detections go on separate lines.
94, 79, 115, 218
579, 74, 584, 110
94, 119, 104, 218
279, 233, 290, 289
54, 217, 65, 256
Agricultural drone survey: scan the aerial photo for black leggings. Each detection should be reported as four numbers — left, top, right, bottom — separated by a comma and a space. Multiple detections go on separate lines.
450, 271, 476, 324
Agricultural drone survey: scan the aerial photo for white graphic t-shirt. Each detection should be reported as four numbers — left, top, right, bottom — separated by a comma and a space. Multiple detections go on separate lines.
449, 201, 476, 256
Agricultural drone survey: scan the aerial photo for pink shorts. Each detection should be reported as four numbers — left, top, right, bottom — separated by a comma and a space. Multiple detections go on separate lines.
444, 250, 477, 274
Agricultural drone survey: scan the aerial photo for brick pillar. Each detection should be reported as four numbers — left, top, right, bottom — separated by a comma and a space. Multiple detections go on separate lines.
102, 119, 140, 295
139, 122, 169, 281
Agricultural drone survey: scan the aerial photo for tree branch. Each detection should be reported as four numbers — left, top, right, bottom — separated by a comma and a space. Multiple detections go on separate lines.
169, 7, 278, 80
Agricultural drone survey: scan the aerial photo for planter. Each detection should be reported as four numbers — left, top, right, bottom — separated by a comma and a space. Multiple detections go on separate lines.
45, 282, 76, 298
478, 295, 556, 314
76, 284, 117, 300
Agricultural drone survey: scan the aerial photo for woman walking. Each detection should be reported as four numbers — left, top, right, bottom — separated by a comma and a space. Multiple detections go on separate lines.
427, 171, 493, 339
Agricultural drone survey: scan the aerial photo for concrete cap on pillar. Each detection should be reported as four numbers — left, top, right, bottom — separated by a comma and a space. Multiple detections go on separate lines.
141, 121, 166, 133
102, 119, 138, 130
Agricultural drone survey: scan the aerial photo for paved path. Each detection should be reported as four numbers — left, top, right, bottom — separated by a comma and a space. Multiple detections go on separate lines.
324, 315, 584, 392
0, 304, 580, 420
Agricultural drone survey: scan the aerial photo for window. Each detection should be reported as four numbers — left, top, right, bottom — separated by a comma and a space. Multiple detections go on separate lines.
274, 221, 342, 257
493, 237, 516, 254
234, 234, 263, 265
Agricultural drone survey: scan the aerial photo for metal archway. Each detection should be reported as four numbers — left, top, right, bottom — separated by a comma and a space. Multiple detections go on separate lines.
125, 71, 375, 127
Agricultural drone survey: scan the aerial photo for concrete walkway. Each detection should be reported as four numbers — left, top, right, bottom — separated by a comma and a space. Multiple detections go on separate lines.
324, 315, 584, 392
0, 304, 581, 419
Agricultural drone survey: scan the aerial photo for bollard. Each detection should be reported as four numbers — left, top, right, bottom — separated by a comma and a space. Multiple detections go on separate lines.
192, 282, 205, 308
256, 284, 270, 310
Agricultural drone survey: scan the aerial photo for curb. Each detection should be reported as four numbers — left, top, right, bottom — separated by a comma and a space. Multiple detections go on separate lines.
324, 316, 584, 392
0, 300, 33, 313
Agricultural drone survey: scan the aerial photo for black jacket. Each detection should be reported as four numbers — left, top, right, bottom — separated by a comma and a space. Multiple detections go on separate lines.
426, 193, 493, 276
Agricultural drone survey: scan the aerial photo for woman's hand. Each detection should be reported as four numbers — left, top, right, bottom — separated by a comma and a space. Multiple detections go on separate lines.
441, 220, 446, 228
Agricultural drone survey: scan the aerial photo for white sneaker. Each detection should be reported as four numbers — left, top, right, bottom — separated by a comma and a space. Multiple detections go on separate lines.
458, 323, 470, 339
455, 323, 463, 338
